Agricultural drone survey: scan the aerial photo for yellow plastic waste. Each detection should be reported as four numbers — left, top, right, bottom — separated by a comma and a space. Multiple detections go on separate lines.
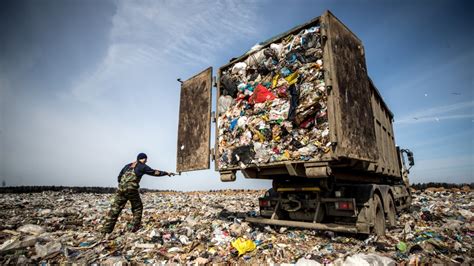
313, 140, 322, 147
251, 129, 265, 142
285, 72, 299, 86
280, 150, 290, 160
231, 238, 256, 256
272, 74, 280, 88
208, 247, 217, 255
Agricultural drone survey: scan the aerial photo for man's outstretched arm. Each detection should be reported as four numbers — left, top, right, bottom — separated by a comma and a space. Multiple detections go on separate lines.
143, 164, 173, 176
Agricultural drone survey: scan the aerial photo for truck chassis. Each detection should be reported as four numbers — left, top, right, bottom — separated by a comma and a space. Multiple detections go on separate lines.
248, 179, 411, 235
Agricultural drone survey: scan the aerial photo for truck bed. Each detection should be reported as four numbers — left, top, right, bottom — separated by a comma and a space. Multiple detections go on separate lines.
214, 11, 401, 181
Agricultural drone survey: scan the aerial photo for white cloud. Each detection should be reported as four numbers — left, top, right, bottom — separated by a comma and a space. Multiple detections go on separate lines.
71, 0, 260, 104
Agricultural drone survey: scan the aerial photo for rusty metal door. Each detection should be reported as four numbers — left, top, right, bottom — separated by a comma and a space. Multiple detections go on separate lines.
323, 11, 378, 162
176, 67, 213, 173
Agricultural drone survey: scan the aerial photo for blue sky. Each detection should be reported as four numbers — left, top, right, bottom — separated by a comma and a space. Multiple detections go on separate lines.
0, 0, 472, 190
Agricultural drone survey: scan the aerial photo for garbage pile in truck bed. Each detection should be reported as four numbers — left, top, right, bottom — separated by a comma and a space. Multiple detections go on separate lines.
0, 187, 472, 264
218, 24, 331, 169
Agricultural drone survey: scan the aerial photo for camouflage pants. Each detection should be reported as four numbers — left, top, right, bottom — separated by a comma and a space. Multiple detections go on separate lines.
102, 189, 143, 233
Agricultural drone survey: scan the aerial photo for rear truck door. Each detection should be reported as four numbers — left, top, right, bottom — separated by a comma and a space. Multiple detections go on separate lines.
176, 67, 213, 173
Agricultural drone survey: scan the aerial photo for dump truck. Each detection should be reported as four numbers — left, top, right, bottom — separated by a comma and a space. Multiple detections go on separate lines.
176, 10, 414, 235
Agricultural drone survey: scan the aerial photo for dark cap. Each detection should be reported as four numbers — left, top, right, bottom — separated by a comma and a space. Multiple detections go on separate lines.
137, 153, 147, 160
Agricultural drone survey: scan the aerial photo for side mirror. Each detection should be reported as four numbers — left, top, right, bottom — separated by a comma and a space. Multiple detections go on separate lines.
400, 148, 415, 171
407, 151, 415, 166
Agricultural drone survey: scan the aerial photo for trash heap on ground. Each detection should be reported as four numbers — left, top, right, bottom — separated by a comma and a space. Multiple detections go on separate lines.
0, 187, 472, 264
218, 23, 331, 169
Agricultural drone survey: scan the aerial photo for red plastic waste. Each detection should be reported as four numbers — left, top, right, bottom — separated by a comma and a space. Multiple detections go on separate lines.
249, 84, 276, 104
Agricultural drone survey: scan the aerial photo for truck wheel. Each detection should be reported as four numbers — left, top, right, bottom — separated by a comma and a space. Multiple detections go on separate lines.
386, 195, 396, 228
373, 194, 386, 236
314, 205, 325, 223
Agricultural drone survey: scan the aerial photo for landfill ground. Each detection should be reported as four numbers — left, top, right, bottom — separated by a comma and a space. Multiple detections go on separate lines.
0, 188, 472, 265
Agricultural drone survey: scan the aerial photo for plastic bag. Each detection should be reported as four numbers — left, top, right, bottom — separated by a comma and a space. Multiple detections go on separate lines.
269, 100, 289, 121
231, 237, 256, 256
254, 142, 271, 163
285, 72, 299, 86
232, 62, 247, 76
249, 84, 276, 104
0, 236, 38, 252
17, 224, 45, 235
237, 116, 248, 129
396, 241, 408, 253
221, 74, 238, 97
218, 95, 233, 115
229, 118, 238, 131
245, 50, 265, 67
271, 74, 280, 88
343, 253, 395, 266
211, 228, 230, 245
35, 241, 62, 258
270, 43, 283, 57
295, 258, 322, 265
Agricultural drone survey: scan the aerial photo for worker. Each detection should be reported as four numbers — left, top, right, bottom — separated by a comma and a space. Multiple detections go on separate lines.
102, 153, 175, 234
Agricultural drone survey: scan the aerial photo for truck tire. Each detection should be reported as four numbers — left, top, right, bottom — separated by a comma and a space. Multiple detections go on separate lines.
386, 195, 396, 228
314, 204, 325, 223
373, 194, 386, 236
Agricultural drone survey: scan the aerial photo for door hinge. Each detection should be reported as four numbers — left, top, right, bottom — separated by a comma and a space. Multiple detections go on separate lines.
210, 148, 215, 161
213, 76, 217, 88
